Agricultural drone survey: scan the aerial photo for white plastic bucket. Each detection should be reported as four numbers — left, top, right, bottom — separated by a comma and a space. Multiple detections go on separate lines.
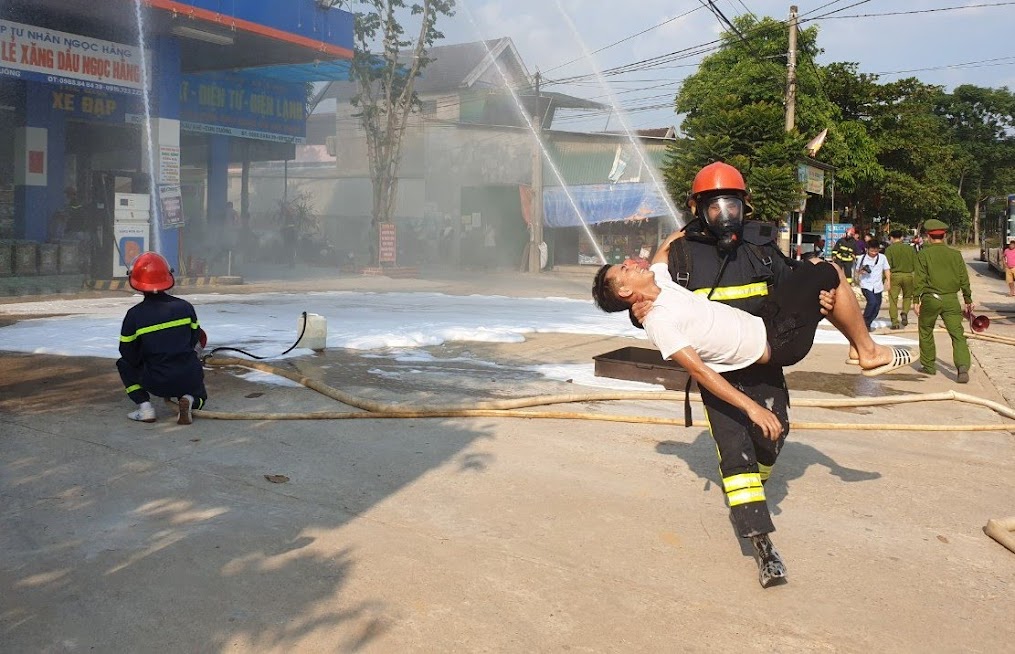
296, 313, 327, 351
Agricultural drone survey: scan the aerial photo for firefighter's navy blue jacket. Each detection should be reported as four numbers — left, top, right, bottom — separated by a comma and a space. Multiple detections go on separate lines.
117, 292, 206, 405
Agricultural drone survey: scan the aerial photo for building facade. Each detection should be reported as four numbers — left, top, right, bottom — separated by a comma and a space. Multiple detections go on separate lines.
0, 0, 353, 278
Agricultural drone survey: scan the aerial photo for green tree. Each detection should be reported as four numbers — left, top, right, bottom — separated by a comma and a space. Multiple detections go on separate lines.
934, 84, 1015, 243
816, 63, 884, 226
348, 0, 455, 264
868, 79, 967, 231
664, 16, 806, 221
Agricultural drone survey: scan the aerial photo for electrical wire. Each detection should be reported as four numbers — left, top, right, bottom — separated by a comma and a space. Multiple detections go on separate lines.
872, 55, 1015, 77
803, 1, 1015, 21
541, 3, 707, 75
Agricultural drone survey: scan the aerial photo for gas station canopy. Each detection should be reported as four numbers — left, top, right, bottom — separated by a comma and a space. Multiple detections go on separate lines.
2, 0, 354, 81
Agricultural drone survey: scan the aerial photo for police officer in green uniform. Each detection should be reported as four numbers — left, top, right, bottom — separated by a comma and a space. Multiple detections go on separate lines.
884, 230, 917, 329
913, 219, 973, 383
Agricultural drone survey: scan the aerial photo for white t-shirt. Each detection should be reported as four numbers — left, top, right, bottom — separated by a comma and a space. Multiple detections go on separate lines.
642, 263, 768, 373
857, 253, 890, 293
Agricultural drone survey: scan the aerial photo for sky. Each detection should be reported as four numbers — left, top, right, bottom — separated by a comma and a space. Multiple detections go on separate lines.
441, 0, 1015, 132
0, 290, 914, 391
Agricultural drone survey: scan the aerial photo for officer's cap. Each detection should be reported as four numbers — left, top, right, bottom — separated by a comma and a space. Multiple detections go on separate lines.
923, 219, 949, 232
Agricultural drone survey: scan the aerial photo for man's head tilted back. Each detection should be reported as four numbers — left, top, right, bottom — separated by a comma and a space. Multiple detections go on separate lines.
592, 264, 628, 313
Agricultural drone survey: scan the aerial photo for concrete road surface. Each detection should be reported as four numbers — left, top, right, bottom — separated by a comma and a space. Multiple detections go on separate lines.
2, 255, 1013, 653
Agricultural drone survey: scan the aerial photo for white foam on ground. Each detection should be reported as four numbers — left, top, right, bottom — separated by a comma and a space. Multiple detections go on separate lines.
234, 370, 304, 388
0, 291, 915, 389
0, 291, 643, 360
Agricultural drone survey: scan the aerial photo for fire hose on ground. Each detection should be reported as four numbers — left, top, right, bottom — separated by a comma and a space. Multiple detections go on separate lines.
194, 347, 1015, 555
195, 356, 1015, 432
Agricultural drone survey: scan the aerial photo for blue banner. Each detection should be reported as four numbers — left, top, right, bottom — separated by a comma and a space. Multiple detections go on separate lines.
180, 73, 307, 143
543, 183, 672, 228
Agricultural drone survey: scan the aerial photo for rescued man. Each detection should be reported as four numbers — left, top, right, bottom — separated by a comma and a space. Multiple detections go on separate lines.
593, 236, 911, 390
117, 252, 208, 425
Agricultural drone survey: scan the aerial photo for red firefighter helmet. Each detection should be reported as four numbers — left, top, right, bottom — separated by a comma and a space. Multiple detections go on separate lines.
690, 162, 748, 198
129, 252, 175, 292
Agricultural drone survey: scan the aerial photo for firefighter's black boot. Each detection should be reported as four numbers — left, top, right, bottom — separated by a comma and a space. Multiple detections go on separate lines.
750, 534, 787, 588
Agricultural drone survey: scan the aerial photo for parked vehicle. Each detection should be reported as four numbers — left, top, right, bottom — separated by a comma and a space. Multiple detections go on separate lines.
982, 194, 1015, 277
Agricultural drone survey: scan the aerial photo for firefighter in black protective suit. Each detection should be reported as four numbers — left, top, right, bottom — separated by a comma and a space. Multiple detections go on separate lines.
117, 252, 208, 426
634, 162, 832, 587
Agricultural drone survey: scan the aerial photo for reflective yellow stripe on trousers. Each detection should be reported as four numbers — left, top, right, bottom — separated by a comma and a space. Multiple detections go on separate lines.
120, 318, 197, 343
693, 282, 768, 302
723, 472, 765, 507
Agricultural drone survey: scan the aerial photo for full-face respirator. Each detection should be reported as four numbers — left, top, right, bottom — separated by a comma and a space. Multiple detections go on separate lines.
697, 194, 746, 253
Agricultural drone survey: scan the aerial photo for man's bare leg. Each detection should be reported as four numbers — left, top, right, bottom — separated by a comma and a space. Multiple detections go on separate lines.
816, 261, 897, 369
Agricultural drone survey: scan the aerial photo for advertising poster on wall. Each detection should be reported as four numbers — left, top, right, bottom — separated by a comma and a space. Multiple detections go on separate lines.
379, 222, 397, 264
158, 185, 185, 229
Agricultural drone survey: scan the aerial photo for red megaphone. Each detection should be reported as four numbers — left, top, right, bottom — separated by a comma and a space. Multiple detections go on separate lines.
964, 308, 990, 333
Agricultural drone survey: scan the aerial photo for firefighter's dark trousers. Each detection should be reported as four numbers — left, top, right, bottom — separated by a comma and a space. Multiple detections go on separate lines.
117, 357, 208, 409
698, 363, 789, 537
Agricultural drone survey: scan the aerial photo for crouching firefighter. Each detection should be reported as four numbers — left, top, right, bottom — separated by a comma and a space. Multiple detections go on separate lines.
117, 252, 208, 425
634, 162, 835, 587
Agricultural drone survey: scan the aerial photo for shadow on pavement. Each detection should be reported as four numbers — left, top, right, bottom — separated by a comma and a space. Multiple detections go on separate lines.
0, 353, 491, 651
655, 430, 881, 560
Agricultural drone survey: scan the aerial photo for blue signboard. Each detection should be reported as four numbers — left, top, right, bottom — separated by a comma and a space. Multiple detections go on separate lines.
825, 223, 853, 250
543, 183, 672, 228
180, 73, 307, 144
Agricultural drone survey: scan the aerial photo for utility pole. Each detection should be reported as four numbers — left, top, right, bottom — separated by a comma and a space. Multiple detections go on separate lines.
784, 5, 798, 132
785, 5, 800, 257
528, 71, 544, 273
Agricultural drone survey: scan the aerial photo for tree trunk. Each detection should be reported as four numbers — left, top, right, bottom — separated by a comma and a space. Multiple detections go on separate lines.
972, 185, 982, 249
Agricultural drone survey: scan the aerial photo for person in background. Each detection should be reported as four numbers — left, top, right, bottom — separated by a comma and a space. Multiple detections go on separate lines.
856, 239, 891, 331
47, 209, 67, 243
483, 223, 497, 269
1004, 240, 1015, 297
62, 187, 92, 273
914, 219, 974, 383
832, 228, 858, 281
117, 252, 208, 425
855, 232, 873, 258
884, 230, 917, 329
803, 236, 826, 261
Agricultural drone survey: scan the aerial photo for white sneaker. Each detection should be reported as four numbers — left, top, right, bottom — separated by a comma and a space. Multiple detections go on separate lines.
128, 401, 156, 423
177, 395, 194, 425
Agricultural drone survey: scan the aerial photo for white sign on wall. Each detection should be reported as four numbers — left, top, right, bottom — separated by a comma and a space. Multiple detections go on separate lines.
0, 19, 143, 95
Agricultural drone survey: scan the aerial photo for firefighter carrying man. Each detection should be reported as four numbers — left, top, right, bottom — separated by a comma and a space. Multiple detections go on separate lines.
631, 162, 837, 587
117, 252, 208, 425
913, 219, 974, 383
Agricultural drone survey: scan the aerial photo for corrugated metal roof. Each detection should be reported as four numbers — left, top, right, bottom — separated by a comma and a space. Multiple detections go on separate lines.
543, 138, 671, 186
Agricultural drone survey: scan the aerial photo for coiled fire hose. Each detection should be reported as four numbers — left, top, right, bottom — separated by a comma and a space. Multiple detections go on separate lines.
983, 517, 1015, 555
194, 355, 1015, 432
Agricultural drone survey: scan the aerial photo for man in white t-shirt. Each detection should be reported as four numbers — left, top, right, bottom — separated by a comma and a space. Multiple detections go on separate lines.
592, 233, 911, 439
856, 240, 891, 331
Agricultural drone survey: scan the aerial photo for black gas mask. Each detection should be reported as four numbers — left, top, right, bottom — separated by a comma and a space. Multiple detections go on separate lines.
697, 194, 745, 253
